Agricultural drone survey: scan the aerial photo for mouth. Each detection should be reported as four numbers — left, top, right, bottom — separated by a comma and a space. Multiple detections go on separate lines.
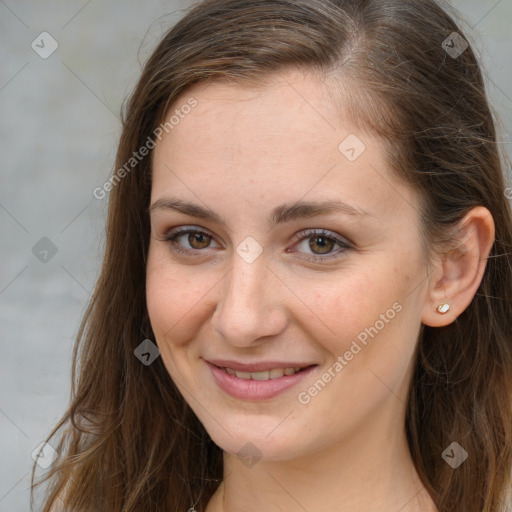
205, 360, 318, 400
214, 364, 311, 381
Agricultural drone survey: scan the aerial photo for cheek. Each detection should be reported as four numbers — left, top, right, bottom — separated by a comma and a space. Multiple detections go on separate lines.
146, 270, 184, 339
297, 279, 419, 438
145, 250, 219, 348
308, 256, 421, 370
303, 265, 398, 337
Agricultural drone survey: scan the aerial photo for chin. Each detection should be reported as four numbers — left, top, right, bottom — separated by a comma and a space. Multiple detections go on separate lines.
203, 417, 305, 463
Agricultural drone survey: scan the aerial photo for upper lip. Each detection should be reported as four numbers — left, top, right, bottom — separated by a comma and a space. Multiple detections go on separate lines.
206, 359, 317, 372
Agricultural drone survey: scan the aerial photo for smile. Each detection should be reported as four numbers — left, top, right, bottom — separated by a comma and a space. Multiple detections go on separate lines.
222, 366, 305, 380
206, 361, 317, 400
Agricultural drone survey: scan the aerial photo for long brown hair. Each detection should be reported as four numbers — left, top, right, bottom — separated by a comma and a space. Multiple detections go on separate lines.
31, 1, 512, 511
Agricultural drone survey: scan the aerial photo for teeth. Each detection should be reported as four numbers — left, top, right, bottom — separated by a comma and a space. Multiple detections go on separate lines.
251, 370, 270, 381
269, 368, 284, 379
226, 367, 303, 380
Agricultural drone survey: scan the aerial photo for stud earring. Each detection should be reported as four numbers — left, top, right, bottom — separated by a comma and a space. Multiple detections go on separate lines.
436, 303, 450, 314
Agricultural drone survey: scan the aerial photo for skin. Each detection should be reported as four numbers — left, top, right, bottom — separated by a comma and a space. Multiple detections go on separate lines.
146, 69, 494, 512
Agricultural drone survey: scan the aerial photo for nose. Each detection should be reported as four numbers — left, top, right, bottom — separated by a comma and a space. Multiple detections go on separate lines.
211, 254, 288, 347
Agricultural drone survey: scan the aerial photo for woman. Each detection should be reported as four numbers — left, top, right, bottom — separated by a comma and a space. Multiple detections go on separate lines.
32, 0, 512, 511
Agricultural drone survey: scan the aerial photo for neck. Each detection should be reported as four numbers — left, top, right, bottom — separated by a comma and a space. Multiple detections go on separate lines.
206, 401, 438, 512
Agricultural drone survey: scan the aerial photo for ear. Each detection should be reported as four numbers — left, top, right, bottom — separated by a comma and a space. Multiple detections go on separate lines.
422, 206, 495, 327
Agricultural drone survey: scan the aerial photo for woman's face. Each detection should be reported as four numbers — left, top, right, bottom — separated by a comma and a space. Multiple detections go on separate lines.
147, 70, 430, 461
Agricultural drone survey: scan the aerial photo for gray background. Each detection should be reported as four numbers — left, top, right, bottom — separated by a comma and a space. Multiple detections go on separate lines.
1, 1, 511, 510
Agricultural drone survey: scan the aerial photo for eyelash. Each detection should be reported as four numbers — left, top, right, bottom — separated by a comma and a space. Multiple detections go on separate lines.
164, 226, 351, 262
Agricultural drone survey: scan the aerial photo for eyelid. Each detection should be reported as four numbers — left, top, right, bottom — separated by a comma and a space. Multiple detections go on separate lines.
161, 225, 351, 261
164, 226, 222, 254
286, 228, 352, 262
290, 228, 352, 248
164, 225, 217, 240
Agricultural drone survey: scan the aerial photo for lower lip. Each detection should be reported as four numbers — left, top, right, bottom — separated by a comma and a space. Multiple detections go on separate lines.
207, 362, 317, 400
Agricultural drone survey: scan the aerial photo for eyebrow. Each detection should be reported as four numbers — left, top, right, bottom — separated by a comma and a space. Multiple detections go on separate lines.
149, 197, 374, 226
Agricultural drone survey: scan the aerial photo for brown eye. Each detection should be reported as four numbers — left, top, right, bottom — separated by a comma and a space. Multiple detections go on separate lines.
290, 229, 350, 261
188, 232, 212, 249
165, 227, 220, 254
309, 236, 335, 254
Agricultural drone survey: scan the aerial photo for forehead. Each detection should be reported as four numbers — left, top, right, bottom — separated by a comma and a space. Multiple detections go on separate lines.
150, 70, 414, 222
162, 72, 337, 155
